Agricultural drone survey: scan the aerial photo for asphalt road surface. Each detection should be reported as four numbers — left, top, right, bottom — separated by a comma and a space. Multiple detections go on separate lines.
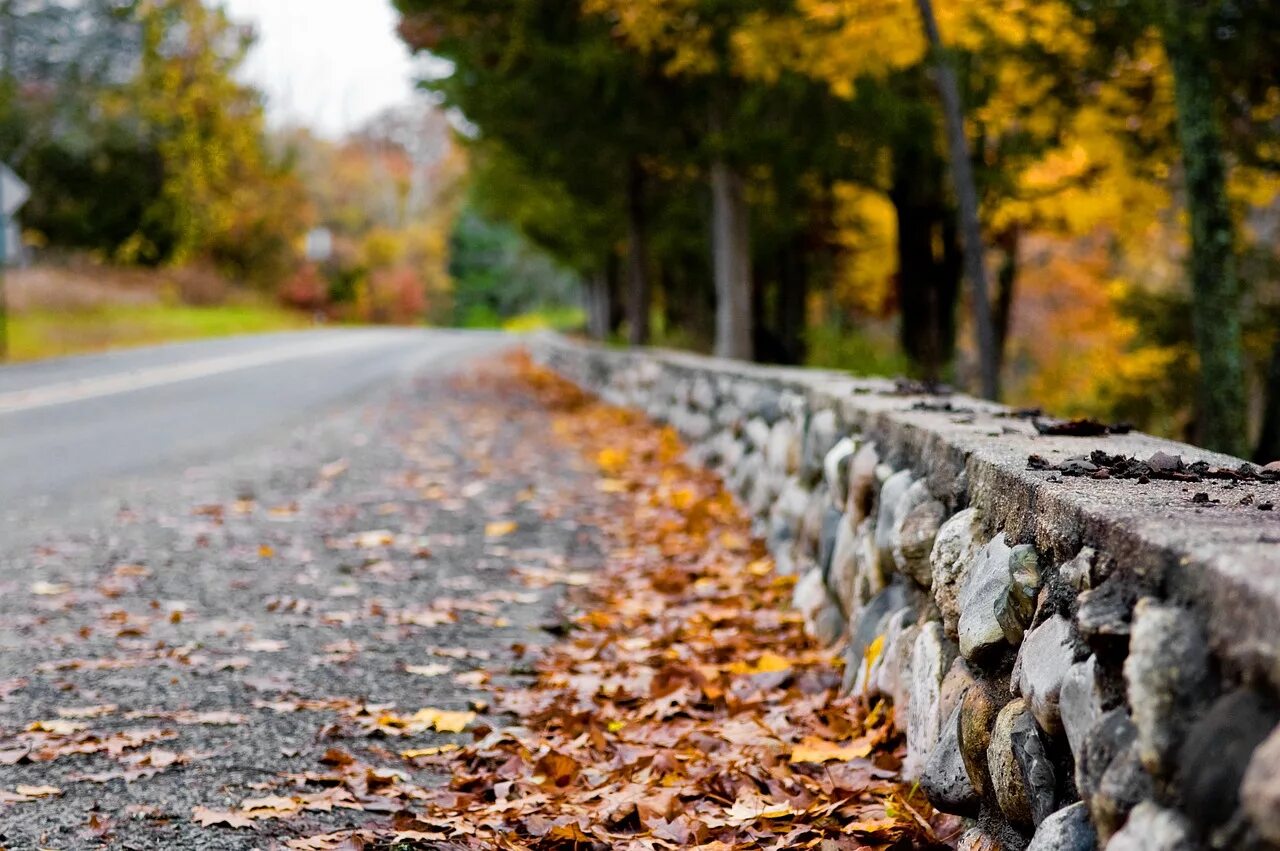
0, 328, 506, 538
0, 336, 611, 849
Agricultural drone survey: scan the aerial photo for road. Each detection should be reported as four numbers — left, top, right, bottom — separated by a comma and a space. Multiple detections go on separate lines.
0, 328, 505, 536
0, 337, 611, 849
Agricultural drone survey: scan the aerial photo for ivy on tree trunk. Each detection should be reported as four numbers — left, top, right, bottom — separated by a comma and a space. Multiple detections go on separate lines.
1161, 2, 1248, 457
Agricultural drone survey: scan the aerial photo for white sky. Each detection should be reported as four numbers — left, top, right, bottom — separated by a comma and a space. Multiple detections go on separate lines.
221, 0, 427, 138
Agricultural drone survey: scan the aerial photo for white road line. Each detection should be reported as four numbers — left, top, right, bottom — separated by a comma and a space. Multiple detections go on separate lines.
0, 333, 409, 415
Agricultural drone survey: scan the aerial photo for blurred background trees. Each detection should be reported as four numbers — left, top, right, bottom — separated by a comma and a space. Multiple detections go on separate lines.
396, 0, 1280, 458
0, 0, 1277, 458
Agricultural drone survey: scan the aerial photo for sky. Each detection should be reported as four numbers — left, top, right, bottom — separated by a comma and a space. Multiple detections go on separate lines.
220, 0, 432, 138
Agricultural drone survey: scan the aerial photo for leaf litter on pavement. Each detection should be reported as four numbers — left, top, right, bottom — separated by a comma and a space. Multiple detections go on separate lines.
280, 354, 948, 851
0, 352, 947, 849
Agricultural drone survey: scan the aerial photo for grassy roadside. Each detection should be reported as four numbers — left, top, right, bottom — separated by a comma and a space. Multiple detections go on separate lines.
6, 303, 314, 362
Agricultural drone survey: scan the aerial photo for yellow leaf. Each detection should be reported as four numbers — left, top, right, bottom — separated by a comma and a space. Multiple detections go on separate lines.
728, 651, 794, 675
596, 447, 628, 475
789, 735, 873, 764
484, 521, 517, 538
411, 707, 476, 733
401, 743, 460, 758
864, 634, 885, 669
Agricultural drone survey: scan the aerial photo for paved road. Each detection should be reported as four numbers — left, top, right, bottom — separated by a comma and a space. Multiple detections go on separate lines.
0, 328, 506, 534
0, 344, 608, 849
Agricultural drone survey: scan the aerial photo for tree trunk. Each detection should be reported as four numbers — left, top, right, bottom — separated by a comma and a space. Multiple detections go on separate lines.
625, 158, 651, 346
1255, 340, 1280, 463
913, 0, 1000, 399
584, 267, 611, 341
775, 233, 809, 365
994, 226, 1020, 373
710, 158, 753, 360
891, 141, 960, 384
1162, 4, 1248, 456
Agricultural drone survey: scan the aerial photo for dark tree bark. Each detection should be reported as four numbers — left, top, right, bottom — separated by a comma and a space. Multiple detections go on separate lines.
710, 156, 753, 360
774, 233, 809, 365
891, 144, 960, 384
1161, 3, 1248, 456
914, 0, 1000, 399
994, 226, 1020, 373
583, 267, 611, 341
624, 158, 651, 346
1255, 341, 1280, 463
605, 249, 624, 334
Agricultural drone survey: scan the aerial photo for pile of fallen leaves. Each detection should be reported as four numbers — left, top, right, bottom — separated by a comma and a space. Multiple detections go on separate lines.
294, 354, 947, 850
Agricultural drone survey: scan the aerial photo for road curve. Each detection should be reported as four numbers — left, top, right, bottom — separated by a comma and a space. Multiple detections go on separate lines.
0, 328, 508, 522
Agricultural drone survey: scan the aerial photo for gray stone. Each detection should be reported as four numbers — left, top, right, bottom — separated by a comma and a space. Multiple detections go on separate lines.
906, 621, 953, 779
1016, 615, 1081, 735
1241, 721, 1280, 845
827, 513, 858, 613
957, 533, 1014, 659
989, 698, 1035, 826
801, 408, 838, 480
843, 584, 912, 693
894, 490, 946, 587
818, 505, 844, 576
846, 441, 879, 525
793, 567, 836, 642
1093, 740, 1152, 842
797, 487, 827, 560
1060, 655, 1105, 765
713, 402, 743, 430
922, 701, 979, 815
746, 470, 778, 519
810, 597, 846, 647
753, 388, 784, 424
869, 610, 917, 711
997, 544, 1041, 646
823, 436, 856, 508
1077, 570, 1139, 641
874, 470, 915, 573
1060, 547, 1097, 593
1027, 803, 1096, 851
1178, 689, 1279, 831
1076, 708, 1138, 807
1105, 802, 1194, 851
744, 417, 771, 451
1124, 599, 1211, 777
931, 507, 980, 637
1011, 707, 1057, 826
765, 419, 799, 476
682, 412, 713, 441
690, 376, 716, 411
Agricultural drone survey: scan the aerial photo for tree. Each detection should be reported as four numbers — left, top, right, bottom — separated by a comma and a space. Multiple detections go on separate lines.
396, 0, 683, 345
134, 0, 306, 284
912, 0, 1000, 398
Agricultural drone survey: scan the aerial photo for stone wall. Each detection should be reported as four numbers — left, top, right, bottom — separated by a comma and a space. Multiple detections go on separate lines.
535, 337, 1280, 851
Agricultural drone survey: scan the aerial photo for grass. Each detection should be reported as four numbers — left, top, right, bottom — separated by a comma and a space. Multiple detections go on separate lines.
6, 302, 313, 362
500, 305, 585, 333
